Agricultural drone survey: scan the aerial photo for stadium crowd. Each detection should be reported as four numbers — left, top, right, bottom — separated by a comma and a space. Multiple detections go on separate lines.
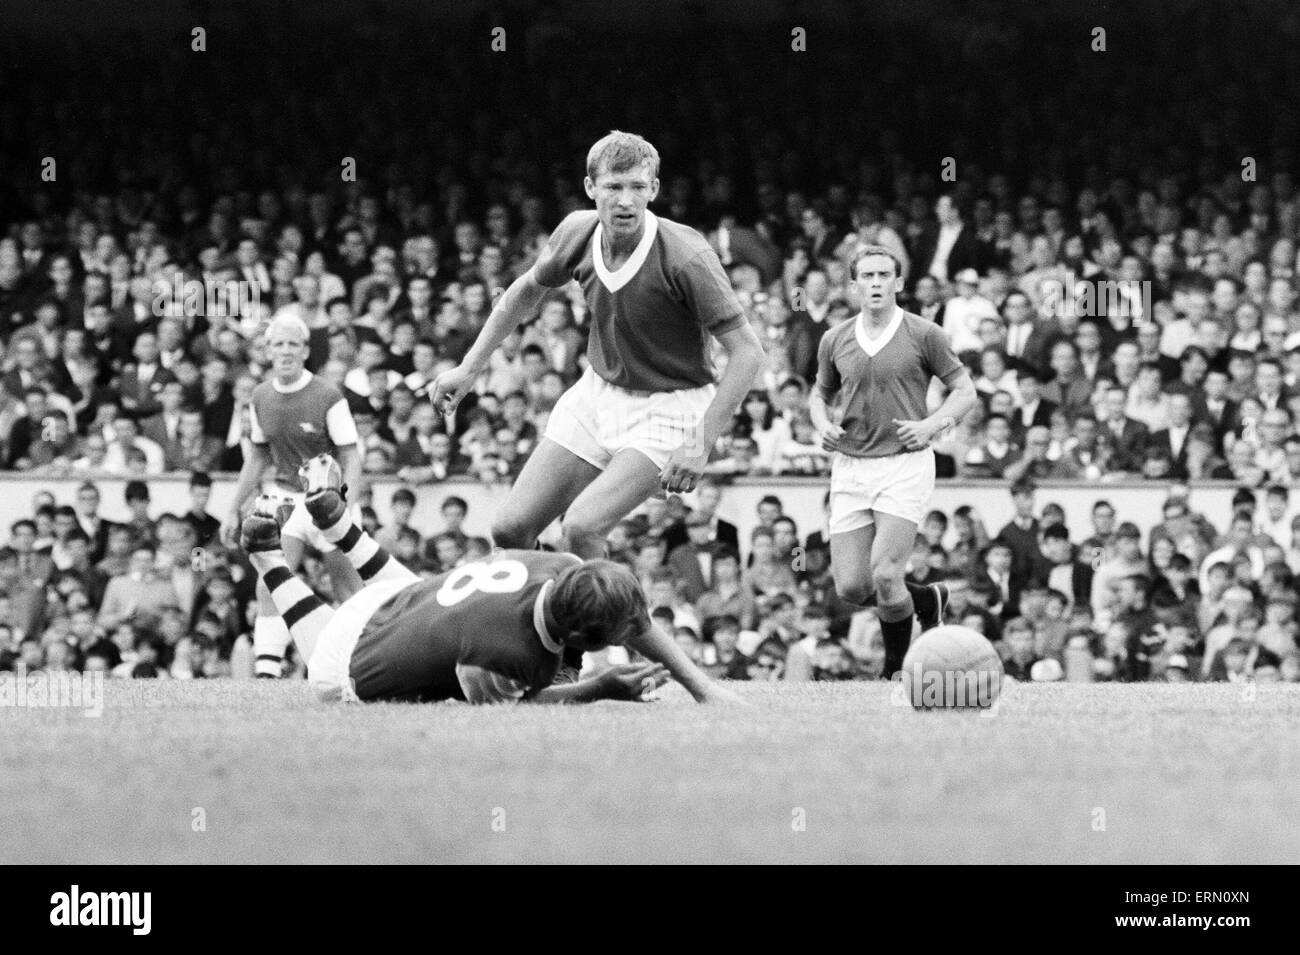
2, 3, 1299, 683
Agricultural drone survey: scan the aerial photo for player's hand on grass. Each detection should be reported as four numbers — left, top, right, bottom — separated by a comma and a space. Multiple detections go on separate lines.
893, 418, 939, 451
701, 682, 748, 705
430, 362, 477, 418
818, 422, 846, 452
598, 662, 669, 702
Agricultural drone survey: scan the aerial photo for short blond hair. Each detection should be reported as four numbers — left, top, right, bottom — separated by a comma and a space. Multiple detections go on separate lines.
849, 244, 903, 279
265, 313, 309, 344
586, 130, 660, 181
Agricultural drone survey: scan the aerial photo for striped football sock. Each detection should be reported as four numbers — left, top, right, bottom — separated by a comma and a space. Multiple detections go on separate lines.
252, 614, 291, 678
314, 508, 416, 586
251, 553, 334, 665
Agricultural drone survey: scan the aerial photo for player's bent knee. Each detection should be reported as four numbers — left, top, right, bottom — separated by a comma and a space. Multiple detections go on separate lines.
559, 513, 603, 543
491, 516, 536, 550
560, 513, 610, 557
837, 581, 874, 606
872, 564, 906, 600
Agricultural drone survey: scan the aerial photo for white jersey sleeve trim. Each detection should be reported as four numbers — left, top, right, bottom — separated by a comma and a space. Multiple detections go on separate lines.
326, 399, 359, 446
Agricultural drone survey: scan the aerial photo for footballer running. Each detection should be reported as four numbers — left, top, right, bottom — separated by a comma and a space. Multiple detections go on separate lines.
239, 454, 736, 705
809, 245, 977, 676
431, 130, 765, 682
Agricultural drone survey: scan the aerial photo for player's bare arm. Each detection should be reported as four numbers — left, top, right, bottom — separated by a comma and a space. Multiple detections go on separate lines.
532, 661, 669, 704
430, 253, 555, 416
808, 389, 846, 453
660, 321, 766, 494
893, 369, 977, 451
626, 622, 746, 704
221, 443, 272, 546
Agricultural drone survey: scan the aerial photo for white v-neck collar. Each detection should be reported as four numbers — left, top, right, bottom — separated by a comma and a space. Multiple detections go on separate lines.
592, 210, 659, 293
854, 306, 905, 358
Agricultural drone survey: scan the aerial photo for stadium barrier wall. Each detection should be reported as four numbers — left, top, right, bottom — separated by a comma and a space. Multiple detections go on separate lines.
0, 475, 1248, 555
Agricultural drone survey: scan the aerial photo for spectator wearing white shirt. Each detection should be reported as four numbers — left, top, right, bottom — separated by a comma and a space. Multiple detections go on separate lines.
1157, 298, 1197, 361
344, 339, 405, 398
303, 251, 347, 308
1257, 485, 1295, 549
1199, 511, 1266, 596
1253, 408, 1291, 482
1126, 362, 1172, 432
480, 329, 526, 399
941, 268, 999, 355
734, 389, 791, 475
403, 339, 440, 396
974, 347, 1022, 407
100, 416, 165, 476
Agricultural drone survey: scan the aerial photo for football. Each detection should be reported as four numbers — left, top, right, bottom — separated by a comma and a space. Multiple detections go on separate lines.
900, 625, 1004, 710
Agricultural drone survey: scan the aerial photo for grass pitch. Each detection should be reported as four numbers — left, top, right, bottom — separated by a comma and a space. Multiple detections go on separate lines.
3, 679, 1298, 864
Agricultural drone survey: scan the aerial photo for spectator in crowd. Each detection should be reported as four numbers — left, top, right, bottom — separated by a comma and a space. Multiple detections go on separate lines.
695, 546, 757, 631
96, 544, 181, 634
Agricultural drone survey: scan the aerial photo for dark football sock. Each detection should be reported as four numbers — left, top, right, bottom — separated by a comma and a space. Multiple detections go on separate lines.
877, 597, 916, 677
906, 581, 937, 622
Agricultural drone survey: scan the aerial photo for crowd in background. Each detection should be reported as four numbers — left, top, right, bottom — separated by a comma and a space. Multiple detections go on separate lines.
2, 2, 1299, 682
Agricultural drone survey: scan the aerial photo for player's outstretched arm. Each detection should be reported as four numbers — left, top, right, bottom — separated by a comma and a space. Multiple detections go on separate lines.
531, 662, 668, 705
430, 262, 553, 417
661, 322, 766, 493
626, 622, 746, 704
221, 443, 272, 547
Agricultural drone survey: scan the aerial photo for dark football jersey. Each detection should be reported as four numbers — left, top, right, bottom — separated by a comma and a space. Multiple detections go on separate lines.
250, 373, 357, 489
348, 550, 582, 703
815, 308, 964, 458
532, 210, 745, 392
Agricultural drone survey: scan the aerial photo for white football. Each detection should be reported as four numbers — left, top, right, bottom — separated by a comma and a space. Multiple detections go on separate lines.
900, 625, 1003, 710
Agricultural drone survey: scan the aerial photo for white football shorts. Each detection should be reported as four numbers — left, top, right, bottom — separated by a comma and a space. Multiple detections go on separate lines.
828, 447, 936, 534
308, 576, 419, 703
544, 366, 715, 471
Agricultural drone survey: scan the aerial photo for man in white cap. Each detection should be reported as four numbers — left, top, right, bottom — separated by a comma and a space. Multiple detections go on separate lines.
941, 267, 999, 356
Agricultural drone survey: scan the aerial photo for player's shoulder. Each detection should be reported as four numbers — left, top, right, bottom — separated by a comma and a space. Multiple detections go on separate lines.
535, 212, 600, 285
653, 213, 715, 265
822, 316, 857, 347
552, 210, 600, 243
304, 373, 345, 404
901, 309, 944, 341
